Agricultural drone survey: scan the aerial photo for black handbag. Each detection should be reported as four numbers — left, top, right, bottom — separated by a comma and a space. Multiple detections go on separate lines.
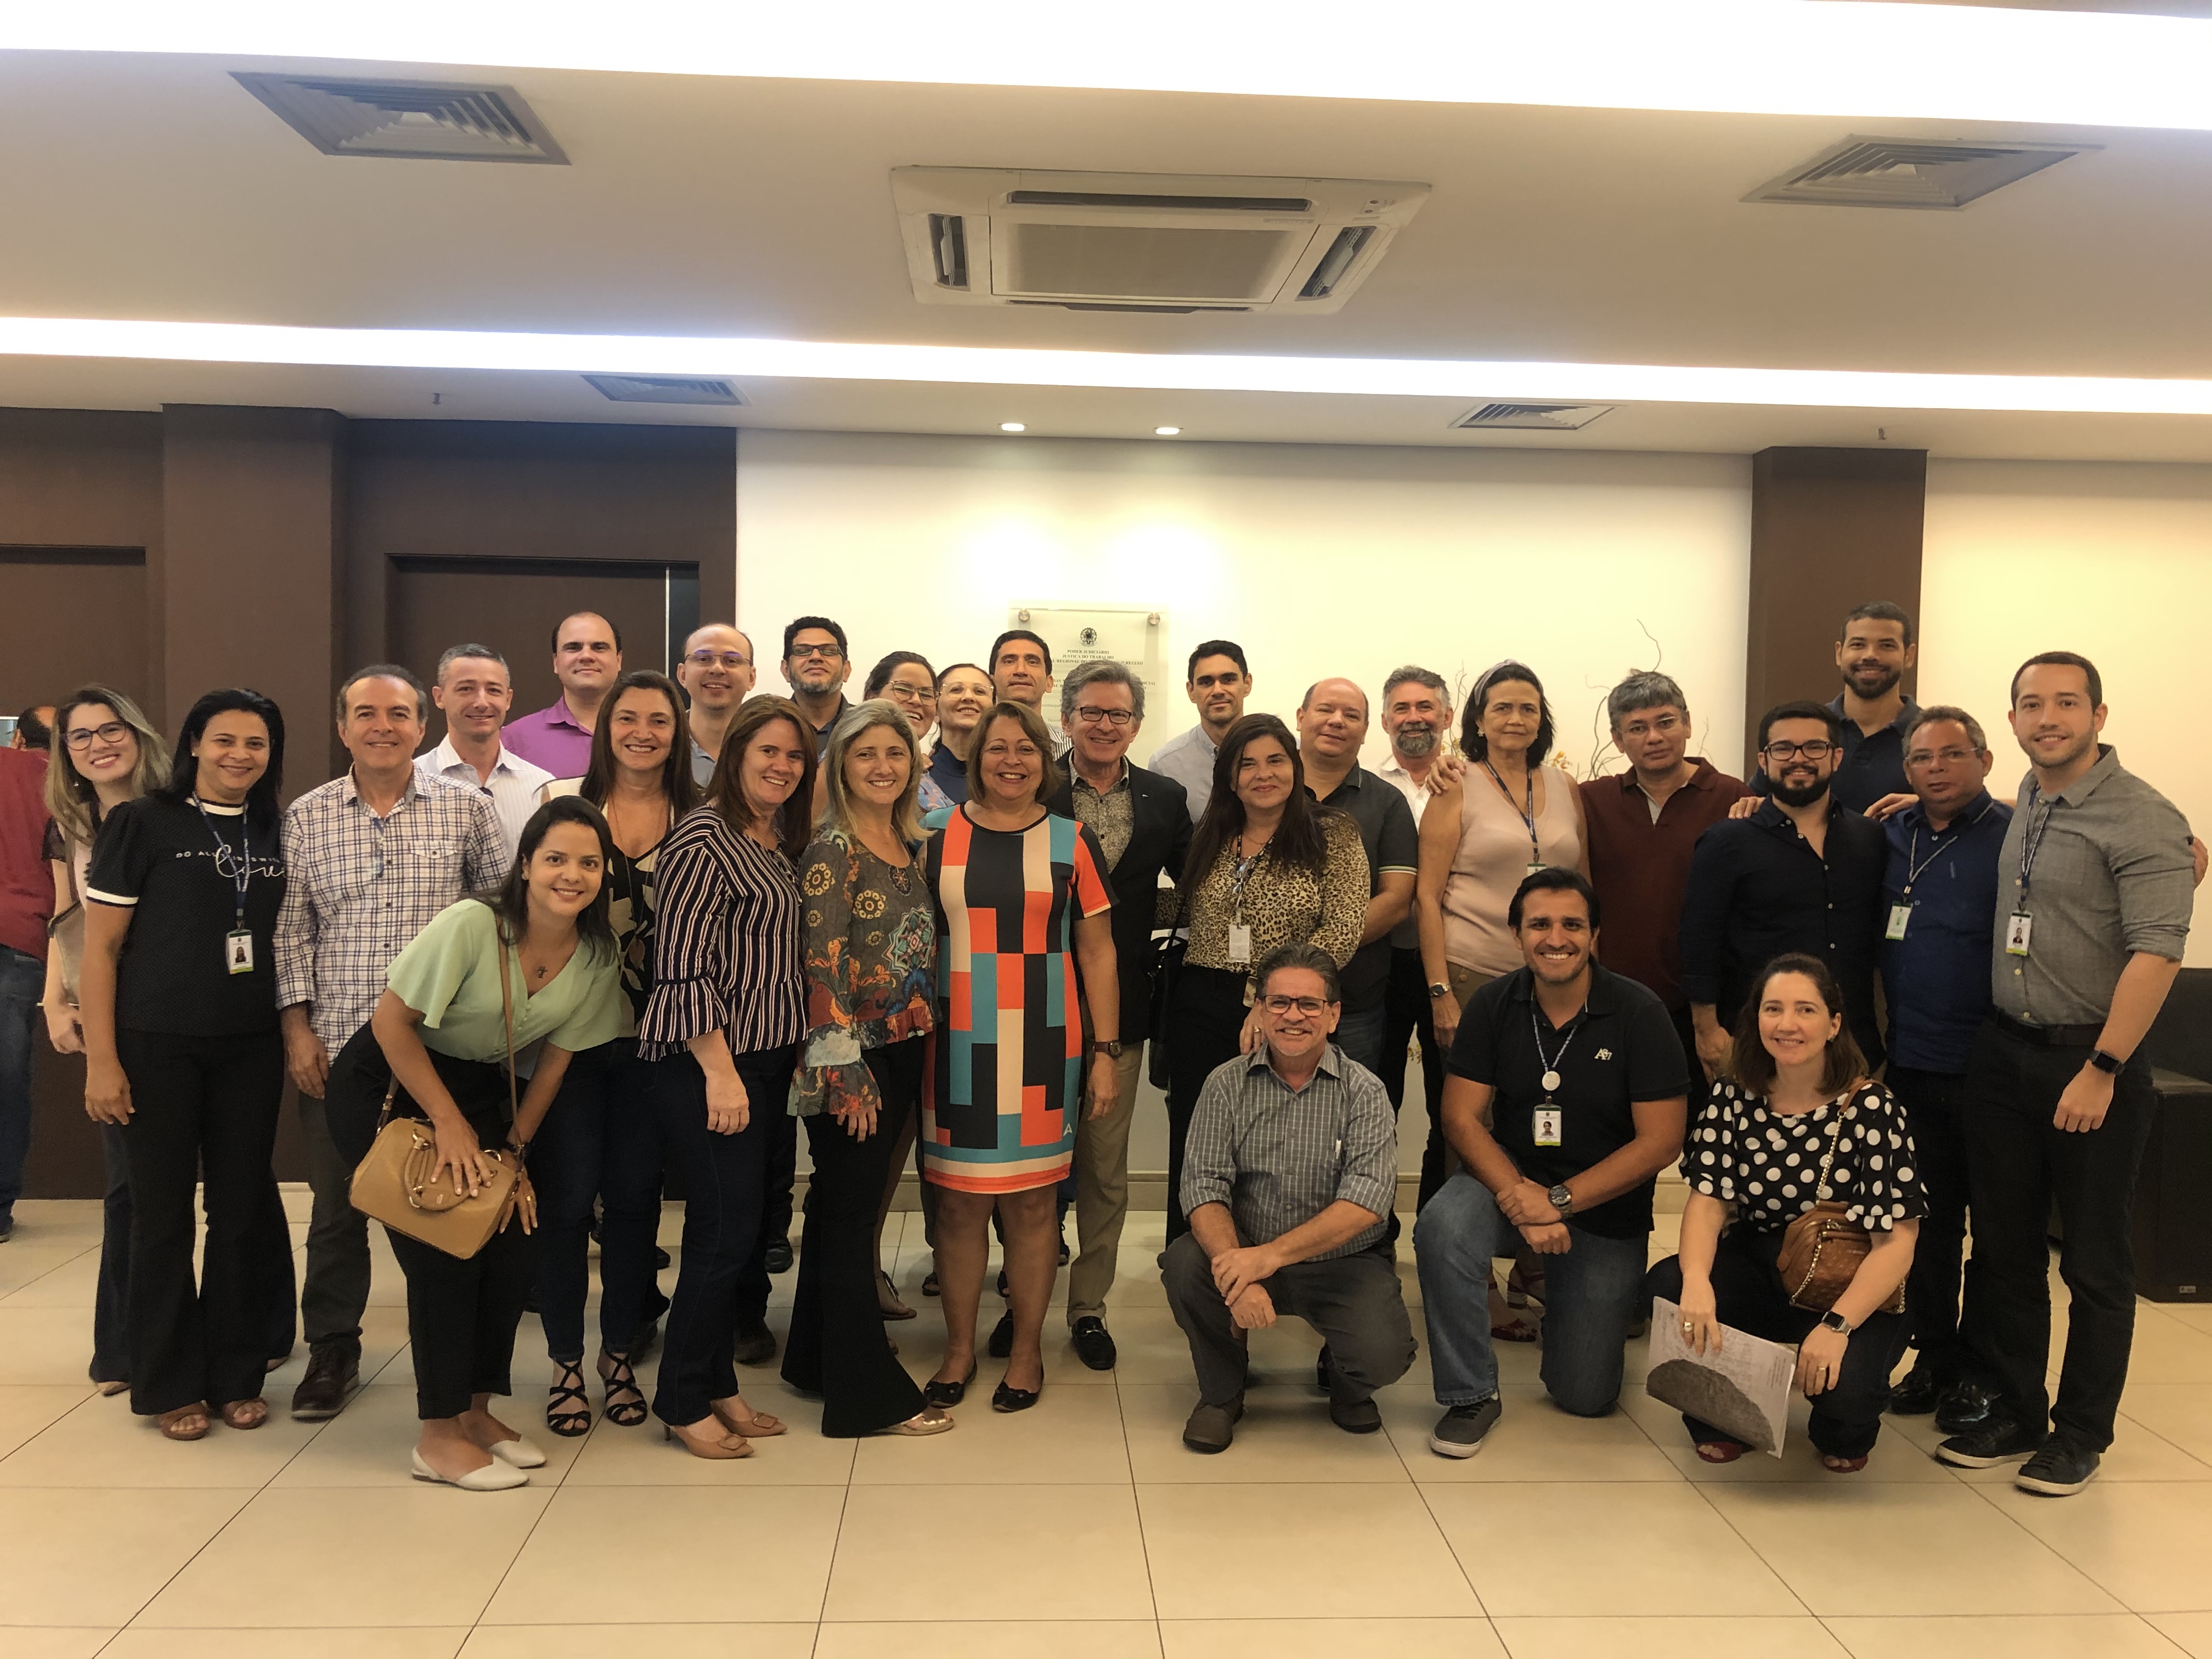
1147, 887, 1193, 1092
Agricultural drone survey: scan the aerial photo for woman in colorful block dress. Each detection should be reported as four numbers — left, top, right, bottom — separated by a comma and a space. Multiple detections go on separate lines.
921, 701, 1121, 1413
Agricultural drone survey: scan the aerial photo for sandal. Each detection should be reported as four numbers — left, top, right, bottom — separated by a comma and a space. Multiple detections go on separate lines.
1694, 1440, 1745, 1464
878, 1268, 917, 1321
218, 1397, 268, 1430
546, 1364, 592, 1438
1821, 1453, 1870, 1474
596, 1351, 648, 1427
710, 1397, 788, 1439
1488, 1283, 1539, 1342
158, 1404, 210, 1441
922, 1270, 940, 1297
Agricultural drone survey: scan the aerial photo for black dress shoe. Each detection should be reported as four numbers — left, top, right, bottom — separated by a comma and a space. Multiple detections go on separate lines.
1887, 1361, 1943, 1417
987, 1311, 1015, 1358
924, 1362, 977, 1408
1936, 1418, 2043, 1469
733, 1324, 777, 1367
630, 1317, 662, 1364
991, 1379, 1041, 1413
1058, 1234, 1070, 1267
764, 1237, 794, 1274
1934, 1378, 2000, 1435
1071, 1316, 1117, 1372
996, 1267, 1010, 1299
653, 1245, 673, 1271
1316, 1344, 1334, 1392
289, 1340, 360, 1421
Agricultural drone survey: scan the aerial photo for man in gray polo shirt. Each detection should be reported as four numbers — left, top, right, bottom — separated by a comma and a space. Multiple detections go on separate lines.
1937, 651, 2194, 1497
1163, 942, 1414, 1453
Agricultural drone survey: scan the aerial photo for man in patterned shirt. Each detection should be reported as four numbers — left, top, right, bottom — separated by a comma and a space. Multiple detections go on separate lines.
275, 665, 507, 1421
1165, 942, 1413, 1454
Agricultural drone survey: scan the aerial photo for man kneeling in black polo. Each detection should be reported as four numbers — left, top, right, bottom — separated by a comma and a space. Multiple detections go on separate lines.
1413, 868, 1690, 1456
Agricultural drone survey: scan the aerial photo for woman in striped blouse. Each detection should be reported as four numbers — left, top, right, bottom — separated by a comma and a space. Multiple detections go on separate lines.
639, 696, 817, 1459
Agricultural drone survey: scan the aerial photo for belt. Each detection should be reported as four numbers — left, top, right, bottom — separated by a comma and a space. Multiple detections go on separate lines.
1990, 1011, 2103, 1048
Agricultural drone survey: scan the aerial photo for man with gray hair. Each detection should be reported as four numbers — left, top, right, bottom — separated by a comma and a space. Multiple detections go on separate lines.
416, 643, 554, 857
1046, 657, 1191, 1370
1577, 670, 1747, 1081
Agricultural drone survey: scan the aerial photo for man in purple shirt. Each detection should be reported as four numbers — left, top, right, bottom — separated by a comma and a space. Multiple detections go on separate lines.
502, 610, 623, 778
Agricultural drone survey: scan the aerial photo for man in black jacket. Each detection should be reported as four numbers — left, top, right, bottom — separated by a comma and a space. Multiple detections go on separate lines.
1681, 701, 1888, 1073
1049, 659, 1192, 1370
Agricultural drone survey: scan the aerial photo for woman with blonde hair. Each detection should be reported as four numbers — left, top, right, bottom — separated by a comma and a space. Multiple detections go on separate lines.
783, 700, 952, 1436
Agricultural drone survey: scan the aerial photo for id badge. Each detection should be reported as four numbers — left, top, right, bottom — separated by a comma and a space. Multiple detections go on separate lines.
1227, 923, 1253, 966
1885, 902, 1913, 941
2005, 912, 2033, 957
1533, 1107, 1562, 1147
1526, 861, 1546, 878
225, 930, 255, 975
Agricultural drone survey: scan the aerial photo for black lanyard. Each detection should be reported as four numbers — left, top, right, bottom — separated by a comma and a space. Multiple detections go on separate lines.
1483, 761, 1540, 866
1902, 798, 1996, 896
2017, 786, 2058, 907
192, 798, 251, 933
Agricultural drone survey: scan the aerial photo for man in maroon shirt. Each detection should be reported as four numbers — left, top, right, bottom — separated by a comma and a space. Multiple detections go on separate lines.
1577, 672, 1746, 1088
0, 742, 53, 1240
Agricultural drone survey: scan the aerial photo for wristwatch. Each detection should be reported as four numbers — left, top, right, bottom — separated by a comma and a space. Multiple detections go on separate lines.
1428, 981, 1451, 1000
1818, 1311, 1854, 1336
1547, 1183, 1575, 1217
2088, 1048, 2123, 1075
1091, 1039, 1125, 1059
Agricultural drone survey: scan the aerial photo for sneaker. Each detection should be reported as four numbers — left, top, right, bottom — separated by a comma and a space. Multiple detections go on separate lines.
1182, 1395, 1244, 1454
1936, 1419, 2043, 1470
1934, 1378, 2000, 1435
2016, 1437, 2101, 1497
1888, 1360, 1944, 1417
733, 1323, 777, 1367
1329, 1396, 1383, 1435
764, 1238, 794, 1275
289, 1339, 360, 1421
1429, 1397, 1502, 1459
0, 1210, 14, 1243
1070, 1316, 1118, 1372
986, 1311, 1015, 1359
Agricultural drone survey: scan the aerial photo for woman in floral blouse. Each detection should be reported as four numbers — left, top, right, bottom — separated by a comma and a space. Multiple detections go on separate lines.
784, 701, 953, 1437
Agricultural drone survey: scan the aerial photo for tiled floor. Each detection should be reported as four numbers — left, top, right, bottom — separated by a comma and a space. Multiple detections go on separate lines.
4, 1197, 2211, 1658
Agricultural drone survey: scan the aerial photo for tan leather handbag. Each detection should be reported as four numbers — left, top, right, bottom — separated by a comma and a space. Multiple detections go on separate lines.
349, 934, 536, 1260
1777, 1101, 1906, 1317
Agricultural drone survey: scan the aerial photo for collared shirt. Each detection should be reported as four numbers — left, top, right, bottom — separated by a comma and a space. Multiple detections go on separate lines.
1069, 757, 1136, 870
1750, 694, 1918, 815
274, 770, 509, 1051
690, 737, 716, 789
1150, 723, 1222, 823
926, 741, 970, 806
1991, 745, 2193, 1028
1578, 758, 1750, 1010
501, 698, 596, 781
1314, 765, 1418, 1011
415, 737, 552, 861
1880, 791, 2010, 1072
1678, 796, 1889, 1064
1447, 964, 1688, 1238
807, 696, 853, 744
1180, 1042, 1398, 1257
1376, 757, 1438, 949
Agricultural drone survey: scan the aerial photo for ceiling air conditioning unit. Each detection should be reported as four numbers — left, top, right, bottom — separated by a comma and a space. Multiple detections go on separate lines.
891, 168, 1428, 315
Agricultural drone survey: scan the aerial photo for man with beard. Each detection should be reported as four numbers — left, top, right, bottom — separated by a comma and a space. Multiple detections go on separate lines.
1413, 868, 1689, 1454
1578, 672, 1747, 1085
1150, 640, 1254, 823
1750, 600, 1918, 814
676, 623, 757, 784
1680, 701, 1888, 1074
780, 616, 854, 743
1375, 666, 1457, 1206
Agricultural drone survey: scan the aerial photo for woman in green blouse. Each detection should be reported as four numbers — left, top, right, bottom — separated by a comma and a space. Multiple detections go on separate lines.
325, 795, 623, 1490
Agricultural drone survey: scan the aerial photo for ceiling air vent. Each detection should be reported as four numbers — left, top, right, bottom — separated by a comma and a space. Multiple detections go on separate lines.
1744, 135, 2092, 210
584, 375, 746, 407
1453, 402, 1613, 432
893, 168, 1428, 315
233, 74, 567, 163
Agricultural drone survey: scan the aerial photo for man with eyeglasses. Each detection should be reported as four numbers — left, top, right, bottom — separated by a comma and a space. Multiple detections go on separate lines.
1165, 941, 1413, 1453
416, 644, 553, 858
503, 611, 623, 779
1414, 868, 1689, 1455
276, 664, 506, 1419
675, 623, 757, 784
780, 615, 853, 742
1680, 700, 1888, 1074
1046, 659, 1192, 1370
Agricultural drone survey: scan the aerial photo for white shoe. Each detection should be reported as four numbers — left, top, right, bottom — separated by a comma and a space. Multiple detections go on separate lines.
410, 1448, 529, 1490
487, 1435, 547, 1469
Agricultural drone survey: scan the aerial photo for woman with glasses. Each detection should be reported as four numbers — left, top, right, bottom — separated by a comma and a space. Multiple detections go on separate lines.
864, 652, 948, 814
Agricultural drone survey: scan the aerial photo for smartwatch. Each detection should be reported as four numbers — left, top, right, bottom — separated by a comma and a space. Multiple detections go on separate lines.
1547, 1183, 1575, 1217
2088, 1048, 2123, 1076
1091, 1039, 1125, 1060
1818, 1311, 1854, 1336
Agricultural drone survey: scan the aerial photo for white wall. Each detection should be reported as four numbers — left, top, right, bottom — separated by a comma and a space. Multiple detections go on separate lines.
738, 430, 1753, 1175
1922, 459, 2212, 967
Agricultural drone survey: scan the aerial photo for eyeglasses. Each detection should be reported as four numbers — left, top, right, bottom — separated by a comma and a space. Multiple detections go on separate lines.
887, 684, 938, 703
1909, 748, 1980, 767
65, 721, 131, 751
787, 642, 844, 661
1073, 706, 1135, 727
1762, 740, 1835, 760
686, 650, 752, 670
1261, 995, 1333, 1016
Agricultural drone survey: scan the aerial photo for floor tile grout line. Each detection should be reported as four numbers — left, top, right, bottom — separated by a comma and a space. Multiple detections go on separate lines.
1114, 1378, 1167, 1632
1675, 1467, 1822, 1619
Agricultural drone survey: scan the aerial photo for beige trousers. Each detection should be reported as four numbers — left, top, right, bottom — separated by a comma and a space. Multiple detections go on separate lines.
1066, 1042, 1148, 1324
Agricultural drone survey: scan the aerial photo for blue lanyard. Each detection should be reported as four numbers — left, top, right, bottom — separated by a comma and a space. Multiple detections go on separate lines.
192, 798, 251, 930
1902, 797, 1996, 895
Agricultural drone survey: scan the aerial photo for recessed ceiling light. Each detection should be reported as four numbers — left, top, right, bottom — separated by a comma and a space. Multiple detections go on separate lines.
999, 421, 1026, 432
1154, 425, 1182, 436
5, 316, 2212, 417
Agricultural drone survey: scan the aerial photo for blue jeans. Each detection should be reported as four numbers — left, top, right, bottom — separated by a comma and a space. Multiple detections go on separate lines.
1334, 996, 1388, 1079
0, 944, 41, 1218
1414, 1171, 1648, 1415
532, 1040, 670, 1364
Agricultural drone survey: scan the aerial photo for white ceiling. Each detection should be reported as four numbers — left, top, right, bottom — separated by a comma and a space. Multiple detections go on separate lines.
3, 43, 2212, 457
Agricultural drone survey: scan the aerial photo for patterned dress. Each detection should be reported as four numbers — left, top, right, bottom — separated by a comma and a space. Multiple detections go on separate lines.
791, 830, 936, 1116
921, 804, 1113, 1193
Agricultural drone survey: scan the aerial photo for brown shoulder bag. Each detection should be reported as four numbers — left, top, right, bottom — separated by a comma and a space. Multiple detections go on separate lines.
1776, 1096, 1907, 1316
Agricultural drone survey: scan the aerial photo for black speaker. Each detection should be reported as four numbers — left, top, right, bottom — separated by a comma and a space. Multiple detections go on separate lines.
2135, 1068, 2212, 1302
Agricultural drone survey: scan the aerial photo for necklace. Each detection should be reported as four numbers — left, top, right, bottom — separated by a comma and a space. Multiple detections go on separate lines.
1529, 997, 1587, 1096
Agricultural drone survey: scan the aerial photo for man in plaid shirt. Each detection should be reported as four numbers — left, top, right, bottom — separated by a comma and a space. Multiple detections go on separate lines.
275, 665, 507, 1421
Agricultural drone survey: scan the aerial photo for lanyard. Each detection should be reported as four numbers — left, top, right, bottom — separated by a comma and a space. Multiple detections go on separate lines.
1901, 797, 1997, 896
1530, 999, 1586, 1095
1227, 839, 1266, 922
2016, 785, 2058, 906
193, 798, 251, 930
1483, 761, 1540, 865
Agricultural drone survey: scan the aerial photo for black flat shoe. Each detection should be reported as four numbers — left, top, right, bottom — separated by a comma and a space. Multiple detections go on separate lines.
765, 1238, 794, 1275
991, 1380, 1041, 1413
924, 1362, 977, 1408
733, 1324, 777, 1367
1071, 1316, 1117, 1372
987, 1311, 1015, 1358
1887, 1361, 1943, 1417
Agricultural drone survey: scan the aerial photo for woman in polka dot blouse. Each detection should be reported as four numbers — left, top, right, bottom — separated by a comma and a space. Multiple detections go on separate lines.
1647, 953, 1926, 1472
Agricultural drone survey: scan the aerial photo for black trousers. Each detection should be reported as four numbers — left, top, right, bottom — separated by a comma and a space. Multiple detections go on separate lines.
783, 1037, 928, 1436
1646, 1228, 1910, 1459
1383, 947, 1451, 1212
652, 1042, 793, 1427
763, 1108, 799, 1248
325, 1025, 538, 1421
1958, 1018, 2157, 1451
115, 1028, 294, 1418
1887, 1064, 1972, 1383
532, 1039, 668, 1364
1164, 966, 1252, 1240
